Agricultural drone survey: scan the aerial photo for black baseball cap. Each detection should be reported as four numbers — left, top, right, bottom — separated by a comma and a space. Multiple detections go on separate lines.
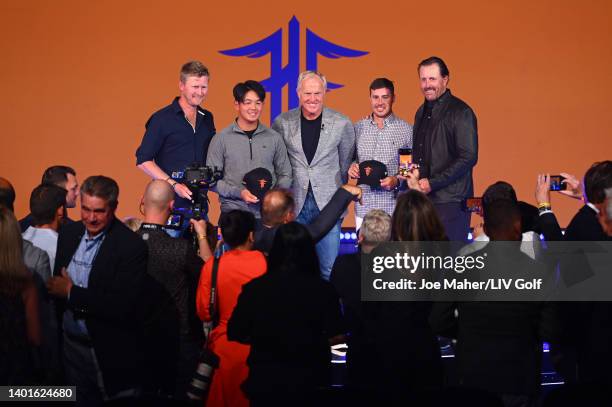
358, 160, 388, 189
242, 168, 273, 200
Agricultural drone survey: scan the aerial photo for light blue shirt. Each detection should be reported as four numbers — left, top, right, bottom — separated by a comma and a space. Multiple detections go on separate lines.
63, 231, 105, 338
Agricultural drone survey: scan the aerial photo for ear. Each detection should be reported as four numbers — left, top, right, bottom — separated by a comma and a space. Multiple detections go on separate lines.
442, 75, 450, 87
169, 199, 175, 211
248, 231, 255, 243
234, 100, 240, 112
357, 234, 364, 245
56, 206, 64, 220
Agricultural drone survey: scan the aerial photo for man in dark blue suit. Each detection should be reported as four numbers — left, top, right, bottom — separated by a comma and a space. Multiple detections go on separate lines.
47, 176, 149, 405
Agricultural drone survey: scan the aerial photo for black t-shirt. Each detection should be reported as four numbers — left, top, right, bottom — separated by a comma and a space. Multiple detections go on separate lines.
413, 100, 435, 179
301, 112, 323, 165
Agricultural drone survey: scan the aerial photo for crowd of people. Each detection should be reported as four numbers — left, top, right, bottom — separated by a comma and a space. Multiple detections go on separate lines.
1, 55, 612, 407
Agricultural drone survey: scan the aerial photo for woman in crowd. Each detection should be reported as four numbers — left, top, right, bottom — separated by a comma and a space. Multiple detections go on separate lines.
0, 206, 41, 384
228, 222, 345, 406
363, 189, 446, 403
196, 210, 267, 407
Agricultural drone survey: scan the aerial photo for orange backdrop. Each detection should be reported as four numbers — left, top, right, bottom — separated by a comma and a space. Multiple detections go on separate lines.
1, 0, 611, 228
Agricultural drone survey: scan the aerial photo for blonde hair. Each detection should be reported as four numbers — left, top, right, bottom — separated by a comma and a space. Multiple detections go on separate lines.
0, 207, 29, 297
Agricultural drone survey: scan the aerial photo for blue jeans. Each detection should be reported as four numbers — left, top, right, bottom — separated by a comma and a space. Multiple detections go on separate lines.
296, 190, 341, 281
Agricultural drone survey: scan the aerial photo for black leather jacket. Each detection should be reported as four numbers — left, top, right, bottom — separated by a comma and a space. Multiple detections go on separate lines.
413, 89, 478, 204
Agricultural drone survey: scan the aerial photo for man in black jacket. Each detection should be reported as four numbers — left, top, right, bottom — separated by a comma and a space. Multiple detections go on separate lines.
412, 56, 478, 242
47, 176, 149, 405
430, 200, 559, 405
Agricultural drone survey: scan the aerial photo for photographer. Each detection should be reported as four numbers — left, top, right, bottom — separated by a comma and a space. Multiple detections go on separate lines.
136, 180, 213, 399
196, 210, 266, 407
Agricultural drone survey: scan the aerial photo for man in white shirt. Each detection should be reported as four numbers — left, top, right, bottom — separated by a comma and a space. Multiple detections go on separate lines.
22, 183, 66, 267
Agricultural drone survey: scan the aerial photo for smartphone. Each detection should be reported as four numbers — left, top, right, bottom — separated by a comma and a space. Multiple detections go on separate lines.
549, 175, 567, 191
166, 213, 184, 230
398, 148, 418, 175
398, 148, 413, 167
463, 197, 483, 213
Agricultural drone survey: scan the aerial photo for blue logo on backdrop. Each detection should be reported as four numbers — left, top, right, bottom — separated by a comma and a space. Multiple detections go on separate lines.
219, 16, 368, 123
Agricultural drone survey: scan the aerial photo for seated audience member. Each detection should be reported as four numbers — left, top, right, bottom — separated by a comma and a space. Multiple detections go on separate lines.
228, 222, 345, 407
0, 206, 42, 384
430, 200, 559, 407
255, 184, 362, 253
47, 176, 149, 405
137, 180, 211, 398
22, 184, 66, 267
330, 209, 391, 397
20, 165, 79, 232
196, 210, 267, 407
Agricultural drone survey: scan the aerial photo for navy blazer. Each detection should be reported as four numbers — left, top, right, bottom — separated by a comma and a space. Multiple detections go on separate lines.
54, 217, 149, 396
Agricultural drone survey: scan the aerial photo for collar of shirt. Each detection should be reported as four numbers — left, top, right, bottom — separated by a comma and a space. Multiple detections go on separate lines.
231, 120, 265, 136
171, 97, 206, 117
369, 112, 396, 128
586, 202, 600, 214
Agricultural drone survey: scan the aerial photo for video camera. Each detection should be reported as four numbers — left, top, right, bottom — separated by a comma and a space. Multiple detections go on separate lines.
167, 164, 223, 230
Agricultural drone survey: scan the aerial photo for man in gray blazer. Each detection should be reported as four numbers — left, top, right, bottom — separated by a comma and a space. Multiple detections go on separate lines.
272, 71, 355, 280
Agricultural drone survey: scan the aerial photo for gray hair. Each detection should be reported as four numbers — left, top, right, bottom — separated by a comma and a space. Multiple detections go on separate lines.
296, 70, 327, 93
360, 209, 391, 244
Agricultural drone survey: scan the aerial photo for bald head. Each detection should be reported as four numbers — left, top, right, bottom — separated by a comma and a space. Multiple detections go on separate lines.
0, 177, 16, 211
261, 188, 295, 227
143, 180, 175, 213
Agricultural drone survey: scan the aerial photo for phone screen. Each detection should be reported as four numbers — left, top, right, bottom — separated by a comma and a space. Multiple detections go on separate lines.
550, 175, 567, 191
398, 148, 413, 168
166, 214, 183, 229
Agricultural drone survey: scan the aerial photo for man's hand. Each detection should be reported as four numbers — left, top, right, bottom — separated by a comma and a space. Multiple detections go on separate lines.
241, 189, 259, 204
172, 183, 193, 200
380, 176, 398, 191
559, 172, 583, 200
397, 168, 422, 191
342, 184, 363, 205
46, 267, 73, 299
348, 163, 360, 179
535, 174, 552, 206
418, 178, 431, 194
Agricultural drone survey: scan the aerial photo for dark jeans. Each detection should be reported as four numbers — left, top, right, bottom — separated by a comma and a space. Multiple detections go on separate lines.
63, 333, 106, 407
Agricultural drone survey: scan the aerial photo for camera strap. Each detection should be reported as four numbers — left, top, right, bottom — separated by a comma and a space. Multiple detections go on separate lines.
141, 223, 164, 231
209, 256, 221, 329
